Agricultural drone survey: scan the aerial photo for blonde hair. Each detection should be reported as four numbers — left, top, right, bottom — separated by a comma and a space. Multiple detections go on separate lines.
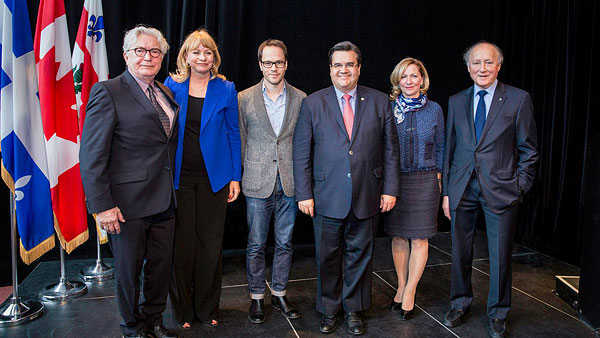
170, 29, 226, 83
389, 57, 430, 100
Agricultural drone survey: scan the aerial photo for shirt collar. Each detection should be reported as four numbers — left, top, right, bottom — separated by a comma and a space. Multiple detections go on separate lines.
130, 72, 154, 93
334, 85, 357, 101
262, 80, 287, 96
474, 79, 498, 97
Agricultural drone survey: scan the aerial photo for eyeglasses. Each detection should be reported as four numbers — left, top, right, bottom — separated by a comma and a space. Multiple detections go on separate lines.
261, 60, 286, 68
331, 63, 358, 70
128, 47, 163, 58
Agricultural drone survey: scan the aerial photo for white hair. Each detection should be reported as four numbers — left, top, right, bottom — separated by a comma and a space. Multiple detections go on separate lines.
122, 25, 169, 54
463, 41, 504, 65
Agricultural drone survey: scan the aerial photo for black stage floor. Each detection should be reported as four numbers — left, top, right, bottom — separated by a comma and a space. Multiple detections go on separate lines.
0, 231, 594, 338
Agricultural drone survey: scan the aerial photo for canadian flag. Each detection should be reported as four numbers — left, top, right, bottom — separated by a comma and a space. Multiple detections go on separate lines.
72, 0, 109, 244
34, 0, 89, 253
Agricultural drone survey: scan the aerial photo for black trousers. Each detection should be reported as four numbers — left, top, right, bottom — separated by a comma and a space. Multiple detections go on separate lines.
313, 208, 378, 315
109, 204, 175, 336
170, 174, 228, 323
450, 175, 517, 320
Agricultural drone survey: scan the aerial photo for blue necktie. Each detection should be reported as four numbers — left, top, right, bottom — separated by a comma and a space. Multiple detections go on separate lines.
474, 90, 487, 142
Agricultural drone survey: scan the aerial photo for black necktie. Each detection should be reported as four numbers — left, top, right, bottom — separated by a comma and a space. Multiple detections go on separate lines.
474, 90, 487, 142
147, 84, 170, 135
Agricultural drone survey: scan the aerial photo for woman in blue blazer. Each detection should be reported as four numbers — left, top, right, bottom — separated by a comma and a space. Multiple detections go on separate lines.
164, 29, 241, 329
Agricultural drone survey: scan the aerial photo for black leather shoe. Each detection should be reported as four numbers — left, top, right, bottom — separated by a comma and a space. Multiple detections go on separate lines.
488, 318, 507, 338
443, 307, 469, 328
147, 326, 178, 338
344, 312, 364, 335
320, 314, 338, 334
123, 333, 152, 338
389, 300, 402, 311
272, 295, 300, 319
400, 307, 414, 320
248, 299, 265, 324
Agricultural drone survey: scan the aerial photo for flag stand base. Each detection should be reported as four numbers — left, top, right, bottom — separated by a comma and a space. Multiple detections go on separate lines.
80, 259, 114, 282
0, 297, 44, 327
39, 277, 87, 302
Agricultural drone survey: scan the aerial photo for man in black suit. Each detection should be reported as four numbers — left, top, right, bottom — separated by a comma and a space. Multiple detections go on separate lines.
441, 41, 538, 338
293, 41, 400, 335
80, 25, 179, 338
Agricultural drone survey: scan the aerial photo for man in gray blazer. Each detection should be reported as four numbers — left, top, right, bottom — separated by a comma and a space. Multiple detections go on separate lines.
80, 26, 179, 338
441, 41, 538, 338
238, 39, 306, 324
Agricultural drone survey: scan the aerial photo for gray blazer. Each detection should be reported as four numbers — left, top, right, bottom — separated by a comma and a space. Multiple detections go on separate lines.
238, 80, 306, 198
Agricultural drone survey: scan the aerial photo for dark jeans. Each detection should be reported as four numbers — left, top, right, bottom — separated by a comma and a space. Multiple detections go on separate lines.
450, 175, 517, 320
170, 174, 228, 323
245, 175, 297, 298
313, 208, 377, 315
109, 205, 175, 337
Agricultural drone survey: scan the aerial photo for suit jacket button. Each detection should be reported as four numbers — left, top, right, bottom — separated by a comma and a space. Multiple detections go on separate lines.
347, 173, 351, 178
166, 166, 170, 170
349, 150, 353, 155
273, 160, 277, 163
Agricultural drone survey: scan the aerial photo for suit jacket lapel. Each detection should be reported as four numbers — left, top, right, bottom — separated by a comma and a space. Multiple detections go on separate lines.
122, 70, 166, 134
253, 81, 278, 138
279, 80, 295, 138
200, 78, 221, 134
463, 87, 476, 146
155, 81, 180, 139
350, 86, 366, 145
325, 86, 348, 141
477, 82, 507, 147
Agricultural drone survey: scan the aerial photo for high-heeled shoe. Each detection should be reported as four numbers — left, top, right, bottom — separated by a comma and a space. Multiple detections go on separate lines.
389, 300, 402, 311
400, 307, 414, 320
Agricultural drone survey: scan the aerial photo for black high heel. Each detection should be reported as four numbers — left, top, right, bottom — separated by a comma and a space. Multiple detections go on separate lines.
400, 307, 414, 320
389, 300, 402, 311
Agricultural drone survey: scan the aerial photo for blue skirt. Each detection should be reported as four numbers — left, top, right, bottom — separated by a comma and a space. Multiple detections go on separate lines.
383, 170, 439, 239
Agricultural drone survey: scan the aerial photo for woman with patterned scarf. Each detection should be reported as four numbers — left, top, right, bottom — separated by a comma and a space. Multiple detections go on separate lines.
384, 57, 445, 320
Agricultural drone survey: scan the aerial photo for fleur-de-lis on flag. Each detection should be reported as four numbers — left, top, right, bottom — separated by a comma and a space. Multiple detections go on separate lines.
87, 15, 104, 42
14, 175, 32, 201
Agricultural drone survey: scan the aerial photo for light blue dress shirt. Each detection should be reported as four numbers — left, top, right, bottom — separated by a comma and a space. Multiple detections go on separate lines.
262, 81, 287, 136
333, 86, 357, 115
473, 79, 498, 119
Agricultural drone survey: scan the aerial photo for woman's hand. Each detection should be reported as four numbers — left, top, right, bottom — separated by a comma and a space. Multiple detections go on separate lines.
228, 181, 240, 202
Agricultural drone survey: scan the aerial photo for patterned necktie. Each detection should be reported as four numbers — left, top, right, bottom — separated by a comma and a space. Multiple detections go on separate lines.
474, 89, 487, 142
342, 94, 353, 140
147, 84, 171, 135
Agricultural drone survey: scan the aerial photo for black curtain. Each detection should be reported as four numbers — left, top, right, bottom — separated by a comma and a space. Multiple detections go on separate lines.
1, 0, 598, 285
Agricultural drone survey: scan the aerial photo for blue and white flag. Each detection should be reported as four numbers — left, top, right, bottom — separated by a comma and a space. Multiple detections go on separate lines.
1, 0, 55, 264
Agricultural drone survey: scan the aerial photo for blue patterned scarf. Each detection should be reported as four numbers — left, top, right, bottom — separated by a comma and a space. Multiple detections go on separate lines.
393, 94, 427, 124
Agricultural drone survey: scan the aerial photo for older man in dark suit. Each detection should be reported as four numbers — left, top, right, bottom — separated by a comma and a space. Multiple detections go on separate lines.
293, 41, 400, 335
80, 25, 179, 338
441, 41, 538, 338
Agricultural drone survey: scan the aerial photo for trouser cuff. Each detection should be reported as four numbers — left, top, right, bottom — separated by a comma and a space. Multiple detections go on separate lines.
271, 289, 286, 297
250, 293, 265, 300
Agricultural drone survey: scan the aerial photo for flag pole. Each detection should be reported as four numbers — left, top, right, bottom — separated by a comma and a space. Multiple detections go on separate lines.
0, 192, 44, 326
39, 241, 87, 302
80, 229, 113, 281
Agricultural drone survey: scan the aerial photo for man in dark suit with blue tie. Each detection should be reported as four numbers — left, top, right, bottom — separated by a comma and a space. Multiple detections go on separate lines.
293, 41, 400, 335
441, 41, 538, 338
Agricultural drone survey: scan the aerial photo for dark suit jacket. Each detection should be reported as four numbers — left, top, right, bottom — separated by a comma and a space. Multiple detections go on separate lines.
293, 85, 400, 219
80, 70, 180, 219
442, 81, 538, 213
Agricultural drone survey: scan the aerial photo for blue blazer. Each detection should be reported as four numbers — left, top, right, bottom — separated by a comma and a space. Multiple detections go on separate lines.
164, 76, 242, 192
293, 85, 400, 219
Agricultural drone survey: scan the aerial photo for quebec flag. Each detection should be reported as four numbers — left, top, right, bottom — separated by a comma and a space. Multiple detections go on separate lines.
1, 0, 55, 264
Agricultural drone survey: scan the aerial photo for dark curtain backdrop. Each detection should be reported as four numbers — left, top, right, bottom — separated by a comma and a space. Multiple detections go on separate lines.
1, 0, 598, 285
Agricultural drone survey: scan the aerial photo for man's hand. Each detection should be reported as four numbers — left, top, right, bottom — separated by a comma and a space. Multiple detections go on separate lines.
298, 199, 314, 217
97, 207, 125, 235
228, 181, 240, 202
442, 196, 451, 220
380, 194, 396, 213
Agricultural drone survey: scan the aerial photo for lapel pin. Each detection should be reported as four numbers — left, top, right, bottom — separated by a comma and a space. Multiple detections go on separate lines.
499, 98, 503, 101
361, 97, 364, 101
